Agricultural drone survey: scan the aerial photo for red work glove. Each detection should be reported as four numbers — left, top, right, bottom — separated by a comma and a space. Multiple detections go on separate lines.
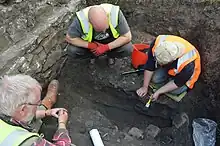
88, 42, 98, 50
92, 44, 110, 56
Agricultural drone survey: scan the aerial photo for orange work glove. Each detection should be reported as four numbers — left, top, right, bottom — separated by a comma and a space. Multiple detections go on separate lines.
88, 42, 98, 49
92, 44, 110, 56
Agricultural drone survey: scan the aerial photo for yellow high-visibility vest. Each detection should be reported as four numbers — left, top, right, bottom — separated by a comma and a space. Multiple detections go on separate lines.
0, 119, 39, 146
76, 3, 120, 42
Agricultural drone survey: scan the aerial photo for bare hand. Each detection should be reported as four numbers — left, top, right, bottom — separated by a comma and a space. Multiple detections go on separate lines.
47, 108, 67, 118
58, 109, 68, 125
136, 86, 148, 97
152, 92, 160, 101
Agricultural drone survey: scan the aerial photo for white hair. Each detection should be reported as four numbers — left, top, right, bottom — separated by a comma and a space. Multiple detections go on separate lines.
0, 74, 41, 116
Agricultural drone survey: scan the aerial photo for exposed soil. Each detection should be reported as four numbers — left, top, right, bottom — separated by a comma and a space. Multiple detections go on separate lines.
1, 0, 219, 145
40, 31, 218, 146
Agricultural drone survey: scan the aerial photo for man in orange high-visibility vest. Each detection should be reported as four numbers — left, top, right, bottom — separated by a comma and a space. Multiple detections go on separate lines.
136, 35, 201, 101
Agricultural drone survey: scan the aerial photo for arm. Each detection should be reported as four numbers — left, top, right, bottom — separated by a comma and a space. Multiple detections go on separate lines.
35, 108, 67, 119
155, 80, 178, 95
31, 129, 71, 146
35, 110, 47, 119
65, 17, 90, 49
136, 42, 157, 97
108, 31, 132, 50
142, 43, 156, 87
32, 109, 71, 146
152, 80, 178, 101
143, 70, 154, 88
66, 34, 89, 48
156, 61, 195, 94
152, 62, 194, 100
108, 10, 132, 50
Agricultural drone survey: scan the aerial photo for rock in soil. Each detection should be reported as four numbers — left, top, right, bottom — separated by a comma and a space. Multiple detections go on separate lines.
172, 112, 189, 129
145, 124, 161, 138
128, 127, 144, 140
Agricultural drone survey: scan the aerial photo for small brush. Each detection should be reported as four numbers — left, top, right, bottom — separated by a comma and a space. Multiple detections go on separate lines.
145, 95, 152, 108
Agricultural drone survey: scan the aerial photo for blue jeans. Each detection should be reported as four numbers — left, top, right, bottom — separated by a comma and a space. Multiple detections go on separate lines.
151, 68, 188, 95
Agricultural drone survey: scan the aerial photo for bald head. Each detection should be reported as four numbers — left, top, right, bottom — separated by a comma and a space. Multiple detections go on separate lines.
88, 6, 109, 32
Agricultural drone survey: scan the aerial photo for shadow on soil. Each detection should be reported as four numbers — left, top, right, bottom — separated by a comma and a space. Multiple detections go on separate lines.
40, 56, 219, 146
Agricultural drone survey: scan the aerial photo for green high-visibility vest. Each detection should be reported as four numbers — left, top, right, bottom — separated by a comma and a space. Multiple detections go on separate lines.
0, 119, 39, 146
76, 3, 120, 42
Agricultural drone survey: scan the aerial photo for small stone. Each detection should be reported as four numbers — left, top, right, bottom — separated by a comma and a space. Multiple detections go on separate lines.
0, 26, 6, 34
116, 139, 121, 143
172, 112, 189, 129
128, 127, 144, 139
160, 136, 173, 144
79, 126, 86, 134
15, 0, 23, 3
102, 133, 110, 141
168, 26, 173, 32
124, 133, 134, 141
122, 81, 127, 84
145, 124, 161, 138
113, 126, 119, 133
0, 35, 10, 49
178, 29, 188, 37
0, 0, 6, 4
94, 86, 99, 90
85, 120, 94, 128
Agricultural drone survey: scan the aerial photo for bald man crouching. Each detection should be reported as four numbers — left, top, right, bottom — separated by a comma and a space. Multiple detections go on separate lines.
65, 3, 133, 65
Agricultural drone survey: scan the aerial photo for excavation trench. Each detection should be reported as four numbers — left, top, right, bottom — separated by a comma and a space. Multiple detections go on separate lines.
40, 55, 211, 146
36, 1, 220, 145
0, 0, 219, 145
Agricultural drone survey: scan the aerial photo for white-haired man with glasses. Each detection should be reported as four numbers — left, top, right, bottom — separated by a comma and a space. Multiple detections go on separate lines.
0, 74, 71, 146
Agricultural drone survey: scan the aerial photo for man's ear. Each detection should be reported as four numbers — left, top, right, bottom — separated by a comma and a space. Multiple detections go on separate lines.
19, 105, 27, 116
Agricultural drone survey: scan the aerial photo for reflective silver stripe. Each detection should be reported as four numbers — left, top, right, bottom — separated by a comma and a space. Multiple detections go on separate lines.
158, 35, 167, 43
0, 130, 30, 146
176, 49, 197, 73
77, 11, 89, 33
110, 6, 119, 27
174, 69, 178, 74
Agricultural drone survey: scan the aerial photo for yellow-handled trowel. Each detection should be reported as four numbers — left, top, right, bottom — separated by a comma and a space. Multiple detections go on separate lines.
145, 95, 153, 108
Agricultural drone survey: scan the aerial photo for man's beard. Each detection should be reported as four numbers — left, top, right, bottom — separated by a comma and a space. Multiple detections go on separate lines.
24, 112, 35, 124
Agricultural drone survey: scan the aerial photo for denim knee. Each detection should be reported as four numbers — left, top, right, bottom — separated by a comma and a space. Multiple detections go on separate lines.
170, 85, 188, 95
151, 68, 168, 84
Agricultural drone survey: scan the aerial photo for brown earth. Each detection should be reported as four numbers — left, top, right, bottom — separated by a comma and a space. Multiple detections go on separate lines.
41, 31, 216, 146
0, 0, 219, 145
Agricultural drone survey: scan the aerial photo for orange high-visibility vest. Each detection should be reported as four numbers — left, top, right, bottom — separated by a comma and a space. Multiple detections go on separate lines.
152, 35, 201, 89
